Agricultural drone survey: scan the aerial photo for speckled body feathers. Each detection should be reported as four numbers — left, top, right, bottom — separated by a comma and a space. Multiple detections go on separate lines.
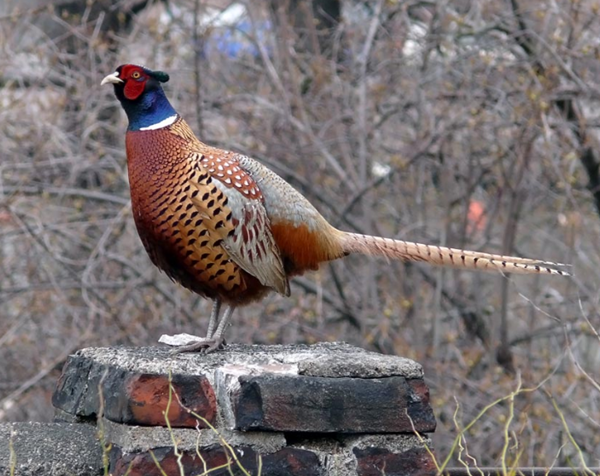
126, 117, 345, 306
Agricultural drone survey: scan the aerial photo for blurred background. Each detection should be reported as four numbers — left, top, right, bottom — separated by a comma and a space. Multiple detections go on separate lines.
0, 0, 598, 467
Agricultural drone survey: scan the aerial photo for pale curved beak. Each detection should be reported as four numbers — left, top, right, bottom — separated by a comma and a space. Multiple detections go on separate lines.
101, 72, 124, 86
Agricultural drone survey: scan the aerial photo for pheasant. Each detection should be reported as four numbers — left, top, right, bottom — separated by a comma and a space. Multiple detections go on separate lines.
102, 64, 569, 353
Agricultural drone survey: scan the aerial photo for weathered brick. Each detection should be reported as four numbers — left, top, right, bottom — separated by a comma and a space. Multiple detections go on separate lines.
234, 374, 435, 433
124, 373, 216, 427
52, 353, 96, 419
53, 353, 217, 428
354, 446, 436, 476
110, 445, 322, 476
260, 447, 323, 475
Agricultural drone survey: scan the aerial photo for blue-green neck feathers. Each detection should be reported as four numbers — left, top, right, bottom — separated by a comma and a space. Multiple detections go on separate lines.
121, 87, 178, 131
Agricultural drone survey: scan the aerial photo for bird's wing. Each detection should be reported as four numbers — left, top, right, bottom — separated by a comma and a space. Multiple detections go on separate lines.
188, 151, 290, 296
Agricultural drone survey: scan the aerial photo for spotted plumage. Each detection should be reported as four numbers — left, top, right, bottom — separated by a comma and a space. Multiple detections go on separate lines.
103, 64, 570, 353
200, 151, 262, 200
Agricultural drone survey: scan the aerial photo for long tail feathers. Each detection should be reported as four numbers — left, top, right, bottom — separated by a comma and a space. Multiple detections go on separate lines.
340, 232, 570, 276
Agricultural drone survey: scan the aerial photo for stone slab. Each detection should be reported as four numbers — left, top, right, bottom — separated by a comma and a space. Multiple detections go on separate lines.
60, 343, 423, 378
0, 422, 102, 476
234, 374, 436, 433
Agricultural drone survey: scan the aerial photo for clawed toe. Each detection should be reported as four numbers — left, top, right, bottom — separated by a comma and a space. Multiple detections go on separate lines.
159, 331, 227, 354
169, 337, 226, 354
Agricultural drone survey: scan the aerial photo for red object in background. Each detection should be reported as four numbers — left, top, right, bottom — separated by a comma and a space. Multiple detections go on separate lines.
467, 200, 486, 234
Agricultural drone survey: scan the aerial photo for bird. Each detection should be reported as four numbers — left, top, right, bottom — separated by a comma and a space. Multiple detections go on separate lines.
102, 64, 569, 353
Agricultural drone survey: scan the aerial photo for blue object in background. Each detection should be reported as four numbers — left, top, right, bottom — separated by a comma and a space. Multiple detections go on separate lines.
208, 19, 272, 59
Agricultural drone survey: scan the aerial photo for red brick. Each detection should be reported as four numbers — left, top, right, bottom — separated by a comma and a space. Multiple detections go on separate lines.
110, 445, 322, 476
53, 353, 217, 428
354, 446, 437, 476
125, 373, 216, 427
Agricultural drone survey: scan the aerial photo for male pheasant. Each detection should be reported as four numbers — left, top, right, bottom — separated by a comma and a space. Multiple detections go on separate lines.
102, 64, 569, 353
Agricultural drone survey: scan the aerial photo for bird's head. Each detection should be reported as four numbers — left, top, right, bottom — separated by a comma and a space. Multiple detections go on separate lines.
102, 64, 177, 131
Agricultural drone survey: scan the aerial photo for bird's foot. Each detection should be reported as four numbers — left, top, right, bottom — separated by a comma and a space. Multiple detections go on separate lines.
158, 333, 226, 354
172, 337, 225, 354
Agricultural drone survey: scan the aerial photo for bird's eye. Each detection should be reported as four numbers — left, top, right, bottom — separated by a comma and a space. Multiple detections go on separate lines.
132, 71, 141, 79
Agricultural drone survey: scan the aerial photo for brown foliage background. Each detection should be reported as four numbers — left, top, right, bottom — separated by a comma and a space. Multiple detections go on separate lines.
0, 0, 599, 467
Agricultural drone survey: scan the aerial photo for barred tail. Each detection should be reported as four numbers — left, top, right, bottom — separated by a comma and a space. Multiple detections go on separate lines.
340, 232, 570, 276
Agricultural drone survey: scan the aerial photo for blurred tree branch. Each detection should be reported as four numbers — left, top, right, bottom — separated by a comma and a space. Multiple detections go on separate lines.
509, 0, 600, 218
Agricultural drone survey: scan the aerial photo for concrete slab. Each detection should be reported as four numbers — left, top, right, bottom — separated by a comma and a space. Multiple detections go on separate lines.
0, 422, 102, 476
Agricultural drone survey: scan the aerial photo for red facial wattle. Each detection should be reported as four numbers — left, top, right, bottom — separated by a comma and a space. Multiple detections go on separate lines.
119, 65, 147, 100
123, 79, 146, 100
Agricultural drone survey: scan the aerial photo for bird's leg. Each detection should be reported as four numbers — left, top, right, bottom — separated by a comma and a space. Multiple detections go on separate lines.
211, 305, 236, 343
166, 301, 235, 354
205, 298, 221, 339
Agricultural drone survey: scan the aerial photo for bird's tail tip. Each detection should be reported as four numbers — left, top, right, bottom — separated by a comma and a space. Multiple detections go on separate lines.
505, 260, 571, 277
